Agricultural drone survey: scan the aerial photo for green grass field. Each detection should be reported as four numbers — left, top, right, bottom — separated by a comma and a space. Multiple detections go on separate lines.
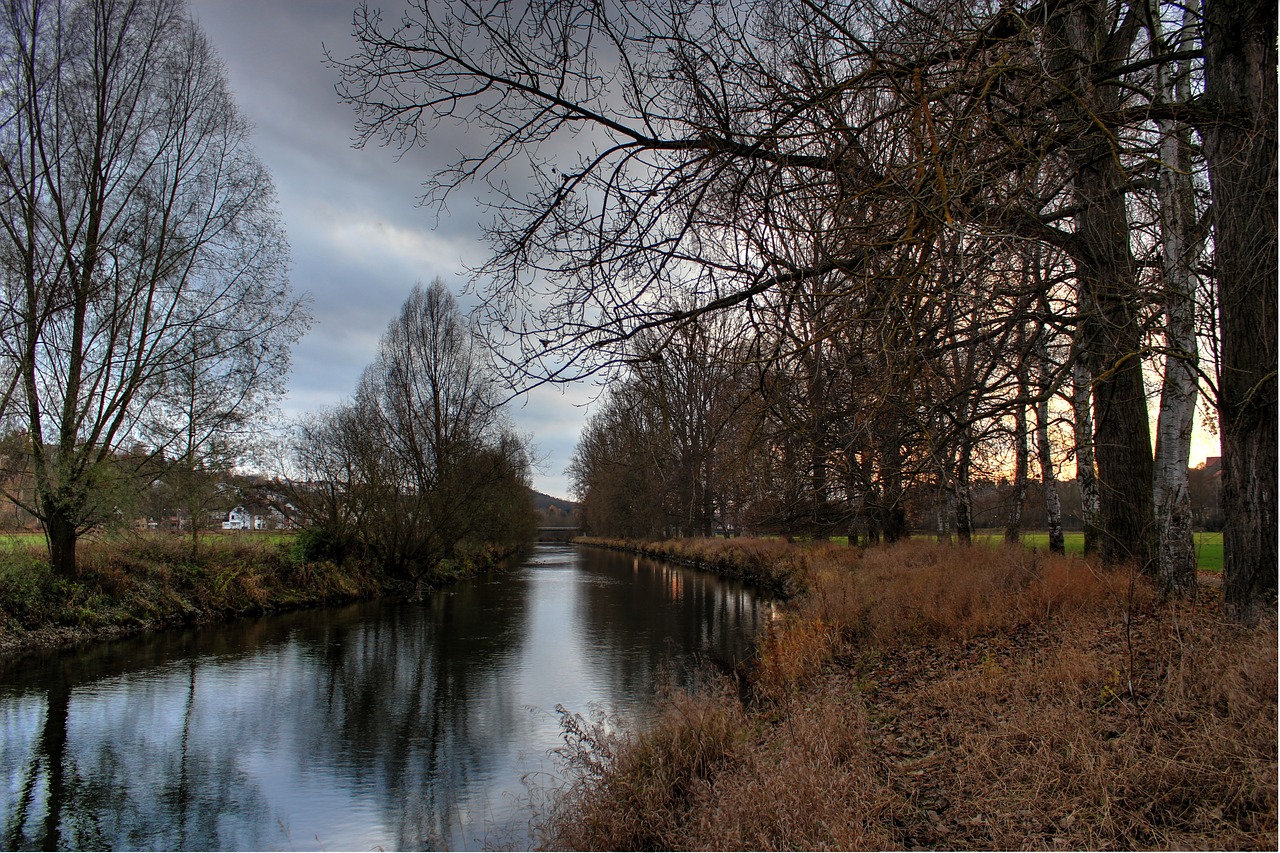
823, 530, 1222, 572
0, 530, 297, 551
979, 530, 1223, 571
962, 527, 1218, 568
0, 532, 45, 549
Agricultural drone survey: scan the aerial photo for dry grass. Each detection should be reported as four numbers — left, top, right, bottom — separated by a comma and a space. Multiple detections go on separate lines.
538, 538, 1277, 851
916, 607, 1278, 849
812, 538, 1147, 642
680, 687, 904, 851
543, 683, 751, 851
577, 536, 811, 597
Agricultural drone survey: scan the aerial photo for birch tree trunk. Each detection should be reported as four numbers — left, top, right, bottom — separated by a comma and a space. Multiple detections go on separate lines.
1037, 394, 1065, 554
1150, 0, 1202, 598
1071, 343, 1103, 555
1033, 298, 1065, 555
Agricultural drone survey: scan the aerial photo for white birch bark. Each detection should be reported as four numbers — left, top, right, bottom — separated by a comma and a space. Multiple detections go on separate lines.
1071, 342, 1102, 555
1033, 318, 1067, 556
1150, 0, 1205, 596
1037, 395, 1065, 554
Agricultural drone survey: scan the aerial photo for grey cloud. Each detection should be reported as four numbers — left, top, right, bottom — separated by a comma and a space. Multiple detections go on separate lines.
191, 0, 587, 498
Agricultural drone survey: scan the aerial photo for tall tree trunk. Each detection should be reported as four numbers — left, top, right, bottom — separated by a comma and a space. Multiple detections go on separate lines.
1037, 396, 1066, 554
808, 342, 828, 535
43, 503, 78, 580
702, 456, 715, 537
937, 486, 953, 542
954, 443, 973, 545
879, 425, 907, 543
1198, 0, 1278, 622
1048, 2, 1155, 571
1071, 342, 1103, 554
1151, 0, 1202, 598
1031, 289, 1066, 555
1005, 362, 1030, 544
1075, 176, 1156, 573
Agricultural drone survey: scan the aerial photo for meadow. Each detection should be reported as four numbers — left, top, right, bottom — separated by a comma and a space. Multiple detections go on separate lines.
2, 529, 1226, 576
1005, 531, 1223, 571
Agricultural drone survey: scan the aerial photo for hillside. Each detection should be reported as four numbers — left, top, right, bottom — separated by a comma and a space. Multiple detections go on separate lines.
532, 490, 581, 526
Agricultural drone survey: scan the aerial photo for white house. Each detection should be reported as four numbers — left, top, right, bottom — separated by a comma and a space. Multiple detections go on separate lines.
222, 506, 252, 531
222, 505, 275, 531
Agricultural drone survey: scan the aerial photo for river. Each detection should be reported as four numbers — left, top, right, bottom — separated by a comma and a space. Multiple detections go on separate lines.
0, 543, 769, 851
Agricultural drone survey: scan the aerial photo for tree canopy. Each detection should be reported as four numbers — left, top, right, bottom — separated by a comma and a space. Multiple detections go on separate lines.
335, 0, 1274, 619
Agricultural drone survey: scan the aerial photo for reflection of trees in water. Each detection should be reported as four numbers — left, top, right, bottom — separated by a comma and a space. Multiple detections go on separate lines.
0, 550, 758, 851
573, 548, 766, 703
2, 663, 270, 850
4, 685, 69, 850
0, 572, 533, 851
304, 576, 533, 848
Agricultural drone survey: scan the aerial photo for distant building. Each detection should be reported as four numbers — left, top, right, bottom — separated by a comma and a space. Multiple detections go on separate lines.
221, 506, 269, 531
222, 506, 250, 530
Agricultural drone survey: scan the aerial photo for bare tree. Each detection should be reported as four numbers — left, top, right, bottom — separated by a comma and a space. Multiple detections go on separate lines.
569, 316, 757, 538
337, 0, 1274, 616
142, 312, 307, 554
292, 280, 534, 581
0, 0, 305, 575
286, 404, 370, 561
569, 378, 669, 538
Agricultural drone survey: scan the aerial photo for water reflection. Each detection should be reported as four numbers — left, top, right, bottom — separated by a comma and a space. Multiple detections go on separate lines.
0, 544, 766, 851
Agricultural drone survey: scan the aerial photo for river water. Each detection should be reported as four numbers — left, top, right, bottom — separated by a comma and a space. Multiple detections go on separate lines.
0, 544, 769, 851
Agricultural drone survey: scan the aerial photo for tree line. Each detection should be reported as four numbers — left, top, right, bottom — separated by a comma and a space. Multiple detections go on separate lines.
334, 0, 1275, 621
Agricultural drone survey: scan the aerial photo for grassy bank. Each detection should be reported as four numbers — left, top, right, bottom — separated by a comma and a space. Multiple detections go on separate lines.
574, 536, 809, 598
543, 538, 1276, 850
0, 534, 509, 656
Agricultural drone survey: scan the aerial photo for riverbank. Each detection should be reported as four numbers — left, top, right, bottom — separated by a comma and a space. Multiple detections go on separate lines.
573, 536, 808, 598
0, 534, 513, 658
543, 538, 1277, 850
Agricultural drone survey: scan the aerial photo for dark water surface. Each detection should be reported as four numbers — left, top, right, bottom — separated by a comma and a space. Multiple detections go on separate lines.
0, 544, 769, 851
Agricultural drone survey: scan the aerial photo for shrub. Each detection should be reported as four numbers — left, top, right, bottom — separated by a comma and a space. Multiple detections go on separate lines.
543, 682, 749, 851
0, 550, 62, 629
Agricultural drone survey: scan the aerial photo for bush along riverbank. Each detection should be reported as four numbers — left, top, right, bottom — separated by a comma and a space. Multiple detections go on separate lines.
573, 536, 809, 599
542, 538, 1277, 850
0, 534, 517, 657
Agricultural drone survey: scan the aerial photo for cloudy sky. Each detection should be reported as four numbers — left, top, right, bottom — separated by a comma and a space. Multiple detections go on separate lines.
189, 0, 592, 499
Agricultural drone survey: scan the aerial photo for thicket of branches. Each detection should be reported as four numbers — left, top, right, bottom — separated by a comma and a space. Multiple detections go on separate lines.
286, 280, 536, 584
336, 0, 1275, 619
